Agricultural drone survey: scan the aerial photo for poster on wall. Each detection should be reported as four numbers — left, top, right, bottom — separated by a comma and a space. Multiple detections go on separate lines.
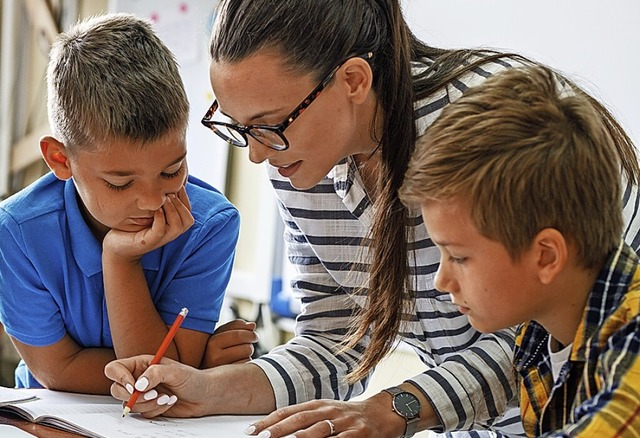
108, 0, 229, 192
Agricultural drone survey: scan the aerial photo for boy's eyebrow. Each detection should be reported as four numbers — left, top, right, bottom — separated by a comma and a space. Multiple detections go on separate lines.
431, 237, 456, 248
103, 153, 187, 176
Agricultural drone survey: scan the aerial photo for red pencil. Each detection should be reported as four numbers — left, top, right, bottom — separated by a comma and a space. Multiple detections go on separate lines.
122, 307, 189, 417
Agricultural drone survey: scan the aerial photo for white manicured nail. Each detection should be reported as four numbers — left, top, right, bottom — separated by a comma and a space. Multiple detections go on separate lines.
257, 431, 271, 438
143, 390, 158, 401
125, 383, 134, 394
157, 394, 170, 405
244, 425, 256, 435
134, 377, 149, 391
167, 395, 178, 405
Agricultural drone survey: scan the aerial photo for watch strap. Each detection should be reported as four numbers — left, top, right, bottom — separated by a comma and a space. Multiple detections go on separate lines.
382, 386, 403, 396
405, 415, 419, 438
382, 386, 420, 438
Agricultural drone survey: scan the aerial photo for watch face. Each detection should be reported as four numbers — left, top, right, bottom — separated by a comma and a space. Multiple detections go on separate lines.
393, 392, 421, 418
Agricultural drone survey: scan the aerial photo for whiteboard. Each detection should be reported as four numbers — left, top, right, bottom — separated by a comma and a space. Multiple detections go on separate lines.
401, 0, 640, 146
108, 0, 228, 191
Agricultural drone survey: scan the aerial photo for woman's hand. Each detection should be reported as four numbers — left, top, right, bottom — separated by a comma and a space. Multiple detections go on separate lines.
105, 355, 214, 418
246, 396, 403, 438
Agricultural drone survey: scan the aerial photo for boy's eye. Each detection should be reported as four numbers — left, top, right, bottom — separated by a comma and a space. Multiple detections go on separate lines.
448, 256, 467, 265
161, 163, 185, 179
105, 180, 132, 191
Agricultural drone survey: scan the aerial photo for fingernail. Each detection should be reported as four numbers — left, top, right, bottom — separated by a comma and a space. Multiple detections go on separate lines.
125, 383, 134, 394
134, 377, 149, 391
243, 424, 256, 435
257, 431, 271, 438
157, 394, 170, 405
143, 390, 158, 401
167, 395, 178, 405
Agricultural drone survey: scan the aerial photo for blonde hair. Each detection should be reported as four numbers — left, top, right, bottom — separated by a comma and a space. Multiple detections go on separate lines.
400, 65, 630, 269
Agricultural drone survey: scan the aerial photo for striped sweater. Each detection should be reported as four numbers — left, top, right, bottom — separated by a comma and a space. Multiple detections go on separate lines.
251, 56, 640, 436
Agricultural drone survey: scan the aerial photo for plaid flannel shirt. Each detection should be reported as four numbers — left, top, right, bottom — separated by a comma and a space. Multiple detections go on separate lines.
515, 241, 640, 437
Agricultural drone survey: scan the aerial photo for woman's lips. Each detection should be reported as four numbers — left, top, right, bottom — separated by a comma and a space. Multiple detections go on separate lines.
277, 161, 302, 178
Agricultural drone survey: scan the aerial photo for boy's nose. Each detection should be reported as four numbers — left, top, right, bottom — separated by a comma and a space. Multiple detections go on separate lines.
137, 186, 167, 211
434, 264, 457, 296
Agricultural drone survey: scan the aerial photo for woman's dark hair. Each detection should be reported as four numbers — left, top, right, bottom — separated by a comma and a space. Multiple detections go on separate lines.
210, 0, 639, 382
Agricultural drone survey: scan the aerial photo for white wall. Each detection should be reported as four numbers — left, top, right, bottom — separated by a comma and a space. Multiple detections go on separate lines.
402, 0, 640, 146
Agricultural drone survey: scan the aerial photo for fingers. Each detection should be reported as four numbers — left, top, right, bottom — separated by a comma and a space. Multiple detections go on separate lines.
201, 322, 259, 368
127, 382, 179, 418
105, 356, 178, 402
214, 319, 257, 334
207, 343, 255, 368
176, 185, 192, 212
165, 191, 193, 227
142, 193, 193, 249
113, 385, 177, 418
159, 193, 194, 236
160, 193, 192, 229
105, 355, 154, 386
211, 323, 259, 348
249, 401, 343, 438
106, 355, 155, 402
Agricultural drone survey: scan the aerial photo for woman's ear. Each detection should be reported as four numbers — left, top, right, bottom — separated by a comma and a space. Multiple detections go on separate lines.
40, 136, 72, 180
534, 228, 568, 285
339, 57, 373, 105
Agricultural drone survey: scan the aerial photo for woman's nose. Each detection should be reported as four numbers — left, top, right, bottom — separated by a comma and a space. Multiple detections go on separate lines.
248, 138, 278, 164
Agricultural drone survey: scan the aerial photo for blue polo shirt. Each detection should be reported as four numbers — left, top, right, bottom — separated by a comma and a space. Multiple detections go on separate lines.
0, 173, 239, 387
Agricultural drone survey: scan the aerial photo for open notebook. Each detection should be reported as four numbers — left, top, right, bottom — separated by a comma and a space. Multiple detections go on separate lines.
0, 386, 262, 437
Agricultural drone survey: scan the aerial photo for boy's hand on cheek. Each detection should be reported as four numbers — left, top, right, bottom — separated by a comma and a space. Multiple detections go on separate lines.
103, 187, 194, 262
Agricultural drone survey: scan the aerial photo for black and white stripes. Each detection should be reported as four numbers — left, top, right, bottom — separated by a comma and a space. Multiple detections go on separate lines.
251, 57, 640, 437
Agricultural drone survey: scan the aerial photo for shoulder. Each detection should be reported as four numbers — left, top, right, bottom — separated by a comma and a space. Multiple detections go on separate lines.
185, 174, 239, 228
413, 55, 531, 136
612, 265, 640, 323
0, 173, 65, 227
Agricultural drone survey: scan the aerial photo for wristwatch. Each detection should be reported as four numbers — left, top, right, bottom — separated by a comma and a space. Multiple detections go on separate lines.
382, 386, 421, 438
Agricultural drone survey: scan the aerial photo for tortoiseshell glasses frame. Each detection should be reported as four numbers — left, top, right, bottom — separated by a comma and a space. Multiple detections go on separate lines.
201, 52, 373, 151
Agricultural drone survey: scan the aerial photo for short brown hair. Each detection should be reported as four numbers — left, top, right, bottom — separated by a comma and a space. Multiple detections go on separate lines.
47, 13, 189, 152
400, 65, 623, 269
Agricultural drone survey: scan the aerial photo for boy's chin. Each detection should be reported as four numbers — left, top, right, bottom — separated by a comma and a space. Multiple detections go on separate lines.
468, 317, 506, 334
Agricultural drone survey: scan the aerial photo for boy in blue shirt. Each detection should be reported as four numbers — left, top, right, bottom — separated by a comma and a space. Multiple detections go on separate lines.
399, 66, 640, 436
0, 13, 252, 394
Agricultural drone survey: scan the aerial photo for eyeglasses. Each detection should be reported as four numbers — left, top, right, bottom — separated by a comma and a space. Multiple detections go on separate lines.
201, 52, 373, 151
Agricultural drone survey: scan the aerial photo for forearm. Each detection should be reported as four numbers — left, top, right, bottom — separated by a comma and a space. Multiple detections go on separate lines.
200, 363, 276, 414
252, 329, 366, 408
36, 347, 116, 395
102, 252, 183, 361
409, 330, 516, 431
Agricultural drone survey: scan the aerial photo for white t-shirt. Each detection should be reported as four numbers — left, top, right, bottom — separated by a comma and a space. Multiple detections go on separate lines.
548, 336, 573, 383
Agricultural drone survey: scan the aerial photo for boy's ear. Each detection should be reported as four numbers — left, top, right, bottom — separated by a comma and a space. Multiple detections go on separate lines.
340, 57, 373, 105
534, 228, 568, 285
40, 136, 72, 180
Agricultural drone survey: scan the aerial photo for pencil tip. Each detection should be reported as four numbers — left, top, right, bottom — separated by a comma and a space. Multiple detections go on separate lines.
122, 406, 131, 417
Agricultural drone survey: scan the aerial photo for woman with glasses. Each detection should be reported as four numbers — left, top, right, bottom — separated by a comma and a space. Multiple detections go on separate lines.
105, 1, 640, 437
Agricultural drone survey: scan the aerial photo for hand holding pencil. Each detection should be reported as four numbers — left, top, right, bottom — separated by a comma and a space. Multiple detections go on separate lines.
122, 307, 188, 417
